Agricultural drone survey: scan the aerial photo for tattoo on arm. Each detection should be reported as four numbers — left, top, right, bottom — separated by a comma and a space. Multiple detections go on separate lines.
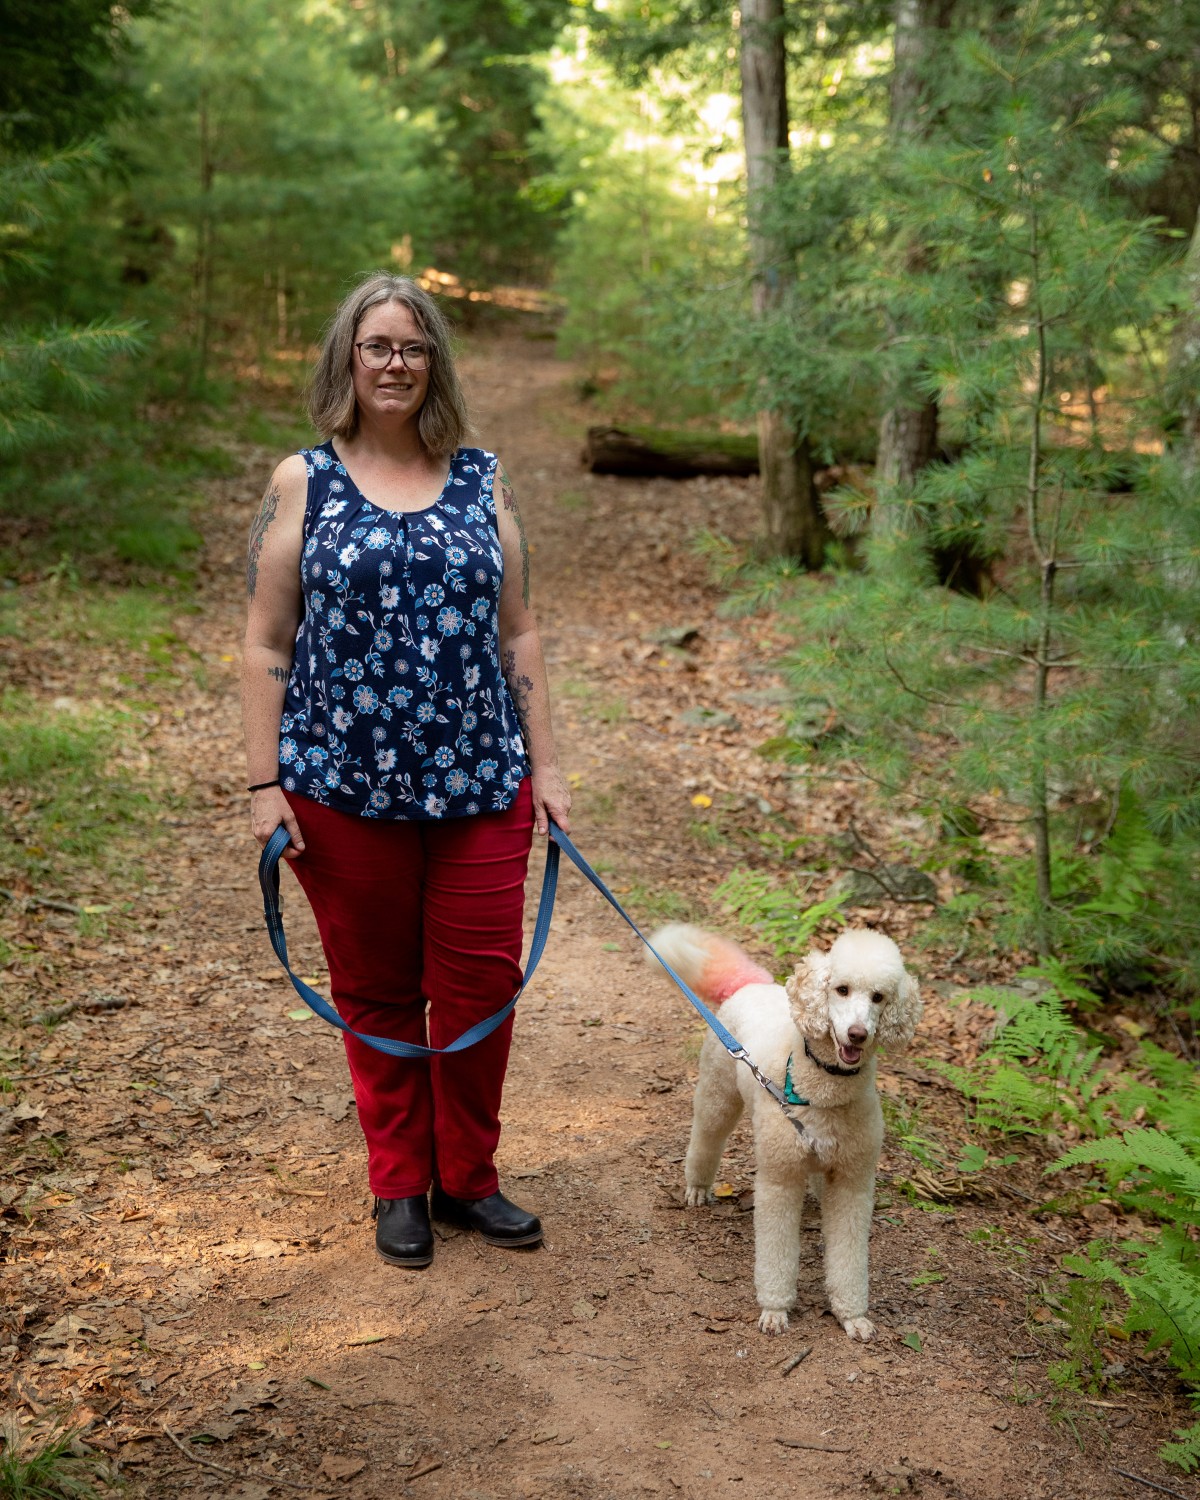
266, 665, 288, 683
498, 464, 530, 608
502, 647, 534, 738
246, 481, 280, 599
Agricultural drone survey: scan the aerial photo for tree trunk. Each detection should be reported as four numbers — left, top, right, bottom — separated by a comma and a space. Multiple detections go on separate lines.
582, 426, 759, 478
874, 0, 952, 534
738, 0, 829, 566
1169, 201, 1200, 478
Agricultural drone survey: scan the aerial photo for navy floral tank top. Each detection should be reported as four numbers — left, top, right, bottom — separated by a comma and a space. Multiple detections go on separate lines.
278, 442, 529, 819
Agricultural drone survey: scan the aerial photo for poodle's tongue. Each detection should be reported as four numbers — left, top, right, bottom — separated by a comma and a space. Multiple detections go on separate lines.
838, 1043, 863, 1067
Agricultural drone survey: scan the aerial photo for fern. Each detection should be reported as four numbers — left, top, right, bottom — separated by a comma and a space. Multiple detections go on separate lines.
1161, 1420, 1200, 1475
933, 973, 1112, 1133
713, 869, 846, 964
1052, 1126, 1200, 1468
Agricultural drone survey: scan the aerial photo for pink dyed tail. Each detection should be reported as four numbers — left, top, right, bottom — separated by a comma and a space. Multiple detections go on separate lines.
648, 924, 773, 1006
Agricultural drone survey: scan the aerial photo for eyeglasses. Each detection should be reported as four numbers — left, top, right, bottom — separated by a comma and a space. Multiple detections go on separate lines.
355, 340, 431, 372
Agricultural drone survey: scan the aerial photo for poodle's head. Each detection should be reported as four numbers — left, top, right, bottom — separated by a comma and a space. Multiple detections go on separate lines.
785, 929, 922, 1068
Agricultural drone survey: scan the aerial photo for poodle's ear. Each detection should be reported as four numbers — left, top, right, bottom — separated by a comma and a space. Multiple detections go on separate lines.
878, 967, 923, 1050
786, 952, 831, 1038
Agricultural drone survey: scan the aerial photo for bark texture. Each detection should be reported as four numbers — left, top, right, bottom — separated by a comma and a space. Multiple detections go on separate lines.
874, 0, 953, 534
1169, 201, 1200, 478
738, 0, 829, 567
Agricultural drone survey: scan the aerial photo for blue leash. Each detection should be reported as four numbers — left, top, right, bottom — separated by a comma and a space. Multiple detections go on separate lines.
257, 820, 805, 1118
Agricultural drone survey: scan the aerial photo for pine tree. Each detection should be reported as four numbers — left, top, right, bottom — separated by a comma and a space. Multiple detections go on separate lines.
738, 5, 1200, 984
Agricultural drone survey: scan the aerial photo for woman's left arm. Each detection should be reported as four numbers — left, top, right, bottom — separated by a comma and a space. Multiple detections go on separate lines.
494, 458, 572, 836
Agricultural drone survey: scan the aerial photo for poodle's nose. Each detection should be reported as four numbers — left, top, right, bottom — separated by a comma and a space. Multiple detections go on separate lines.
847, 1023, 868, 1043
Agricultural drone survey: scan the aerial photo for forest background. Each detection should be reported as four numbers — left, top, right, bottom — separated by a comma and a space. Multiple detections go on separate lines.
2, 0, 1200, 1481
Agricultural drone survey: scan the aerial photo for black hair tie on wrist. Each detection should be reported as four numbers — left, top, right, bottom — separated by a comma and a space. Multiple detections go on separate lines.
248, 779, 281, 792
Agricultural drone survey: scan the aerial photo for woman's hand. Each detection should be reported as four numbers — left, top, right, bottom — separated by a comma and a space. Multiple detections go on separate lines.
531, 764, 572, 837
250, 786, 305, 859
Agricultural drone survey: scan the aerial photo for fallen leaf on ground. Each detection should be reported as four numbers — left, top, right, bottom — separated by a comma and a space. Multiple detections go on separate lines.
320, 1453, 366, 1481
214, 1239, 285, 1259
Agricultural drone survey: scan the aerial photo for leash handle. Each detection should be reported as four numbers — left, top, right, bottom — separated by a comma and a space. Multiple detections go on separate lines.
257, 821, 558, 1059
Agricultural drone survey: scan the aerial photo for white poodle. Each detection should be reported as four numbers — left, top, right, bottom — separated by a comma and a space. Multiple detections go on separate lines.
651, 924, 922, 1340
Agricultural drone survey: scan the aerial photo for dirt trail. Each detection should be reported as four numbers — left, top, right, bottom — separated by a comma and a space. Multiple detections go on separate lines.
2, 331, 1189, 1499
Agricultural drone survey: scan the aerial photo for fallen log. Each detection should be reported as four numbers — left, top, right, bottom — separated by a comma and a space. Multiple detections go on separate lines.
582, 425, 759, 478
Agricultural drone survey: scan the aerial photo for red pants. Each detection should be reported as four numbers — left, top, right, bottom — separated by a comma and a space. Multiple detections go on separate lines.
284, 780, 533, 1200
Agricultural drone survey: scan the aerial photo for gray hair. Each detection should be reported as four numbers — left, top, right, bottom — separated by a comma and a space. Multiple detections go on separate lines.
307, 272, 470, 457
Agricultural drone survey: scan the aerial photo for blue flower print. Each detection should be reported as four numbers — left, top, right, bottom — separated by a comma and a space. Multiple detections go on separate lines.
282, 444, 528, 819
437, 607, 463, 635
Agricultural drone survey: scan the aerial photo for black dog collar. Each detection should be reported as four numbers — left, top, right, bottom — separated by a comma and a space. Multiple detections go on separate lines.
804, 1036, 862, 1078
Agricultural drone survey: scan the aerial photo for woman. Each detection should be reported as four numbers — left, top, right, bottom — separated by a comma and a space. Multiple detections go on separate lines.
241, 271, 571, 1268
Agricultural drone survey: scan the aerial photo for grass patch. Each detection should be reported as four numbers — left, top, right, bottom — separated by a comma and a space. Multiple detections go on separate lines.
618, 880, 700, 927
0, 1417, 111, 1498
234, 403, 316, 453
0, 690, 164, 891
1, 402, 238, 580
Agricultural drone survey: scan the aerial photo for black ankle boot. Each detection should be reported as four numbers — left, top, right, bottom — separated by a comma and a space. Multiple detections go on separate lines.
430, 1187, 542, 1247
373, 1195, 433, 1267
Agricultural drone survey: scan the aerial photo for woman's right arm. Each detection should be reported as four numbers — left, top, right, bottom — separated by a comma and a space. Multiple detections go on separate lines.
241, 455, 308, 858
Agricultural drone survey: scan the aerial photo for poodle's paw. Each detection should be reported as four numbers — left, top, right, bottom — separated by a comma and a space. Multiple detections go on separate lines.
841, 1315, 877, 1342
758, 1308, 790, 1336
684, 1185, 714, 1207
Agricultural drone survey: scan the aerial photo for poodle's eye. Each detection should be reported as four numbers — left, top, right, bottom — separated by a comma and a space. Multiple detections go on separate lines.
835, 984, 850, 996
871, 991, 885, 1004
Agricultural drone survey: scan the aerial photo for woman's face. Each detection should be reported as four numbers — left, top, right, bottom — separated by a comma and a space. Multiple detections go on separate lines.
350, 299, 431, 431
